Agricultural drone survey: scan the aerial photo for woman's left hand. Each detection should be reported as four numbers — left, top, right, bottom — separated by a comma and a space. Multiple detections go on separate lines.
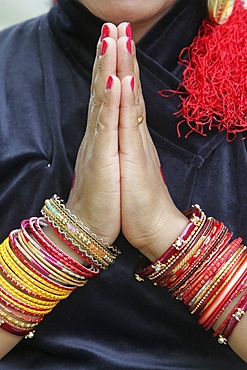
117, 23, 188, 261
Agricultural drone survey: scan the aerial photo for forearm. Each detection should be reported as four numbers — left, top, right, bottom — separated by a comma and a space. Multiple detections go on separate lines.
0, 330, 22, 360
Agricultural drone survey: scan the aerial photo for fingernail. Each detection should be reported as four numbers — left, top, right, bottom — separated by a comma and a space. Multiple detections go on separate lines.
101, 39, 108, 56
126, 38, 132, 54
126, 23, 132, 40
106, 75, 113, 90
101, 24, 110, 41
130, 76, 135, 91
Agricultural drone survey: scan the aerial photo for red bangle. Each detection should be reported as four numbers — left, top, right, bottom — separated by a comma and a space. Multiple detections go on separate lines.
0, 320, 35, 338
0, 294, 48, 318
204, 272, 247, 330
171, 221, 228, 295
178, 230, 233, 303
28, 218, 99, 278
164, 218, 215, 290
153, 217, 212, 287
198, 250, 247, 325
214, 290, 247, 344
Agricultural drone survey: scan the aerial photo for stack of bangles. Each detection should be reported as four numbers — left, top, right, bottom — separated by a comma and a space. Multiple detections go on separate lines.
0, 194, 120, 339
135, 204, 247, 345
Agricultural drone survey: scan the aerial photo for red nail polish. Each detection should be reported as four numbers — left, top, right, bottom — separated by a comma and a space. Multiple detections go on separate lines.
126, 38, 132, 54
130, 76, 135, 91
126, 23, 132, 40
106, 76, 113, 90
101, 24, 110, 41
101, 39, 108, 56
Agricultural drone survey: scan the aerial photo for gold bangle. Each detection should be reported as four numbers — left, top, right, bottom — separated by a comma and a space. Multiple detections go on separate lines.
46, 195, 120, 256
0, 274, 56, 309
41, 202, 113, 269
44, 196, 116, 263
0, 308, 38, 330
0, 251, 70, 301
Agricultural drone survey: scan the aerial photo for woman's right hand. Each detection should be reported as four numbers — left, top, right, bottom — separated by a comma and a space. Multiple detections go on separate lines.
66, 24, 121, 245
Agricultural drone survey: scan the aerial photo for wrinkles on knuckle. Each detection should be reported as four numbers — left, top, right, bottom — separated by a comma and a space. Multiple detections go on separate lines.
96, 121, 118, 135
90, 95, 103, 111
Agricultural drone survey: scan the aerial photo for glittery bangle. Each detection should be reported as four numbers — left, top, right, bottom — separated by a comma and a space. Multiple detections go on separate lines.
0, 305, 39, 329
42, 199, 117, 269
0, 249, 70, 301
199, 251, 247, 326
49, 194, 120, 256
163, 218, 215, 289
150, 216, 210, 286
41, 195, 120, 269
10, 230, 77, 290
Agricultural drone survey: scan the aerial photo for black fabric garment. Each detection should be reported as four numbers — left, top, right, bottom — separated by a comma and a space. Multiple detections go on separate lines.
0, 0, 247, 368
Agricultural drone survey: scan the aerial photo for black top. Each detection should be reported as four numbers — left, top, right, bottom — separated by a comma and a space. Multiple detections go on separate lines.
0, 0, 246, 368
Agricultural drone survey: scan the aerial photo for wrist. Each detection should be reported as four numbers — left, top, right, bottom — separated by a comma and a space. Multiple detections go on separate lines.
137, 206, 189, 262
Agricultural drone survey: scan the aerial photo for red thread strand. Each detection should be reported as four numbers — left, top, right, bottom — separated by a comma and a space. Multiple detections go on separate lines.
159, 0, 247, 141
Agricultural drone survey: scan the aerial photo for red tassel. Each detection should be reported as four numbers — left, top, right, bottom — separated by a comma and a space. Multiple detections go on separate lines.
159, 0, 247, 141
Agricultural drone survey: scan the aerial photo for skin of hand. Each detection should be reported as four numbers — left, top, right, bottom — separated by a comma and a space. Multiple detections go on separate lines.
67, 22, 188, 260
66, 24, 121, 245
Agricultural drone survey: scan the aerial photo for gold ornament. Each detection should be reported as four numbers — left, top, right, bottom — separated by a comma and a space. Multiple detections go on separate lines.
207, 0, 236, 24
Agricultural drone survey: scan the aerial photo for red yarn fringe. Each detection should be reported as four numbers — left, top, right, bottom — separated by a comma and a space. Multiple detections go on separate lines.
159, 0, 247, 141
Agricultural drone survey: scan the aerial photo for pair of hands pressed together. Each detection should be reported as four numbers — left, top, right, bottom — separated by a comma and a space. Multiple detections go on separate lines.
66, 23, 188, 262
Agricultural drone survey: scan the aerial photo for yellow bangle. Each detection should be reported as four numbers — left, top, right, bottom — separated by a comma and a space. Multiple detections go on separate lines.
1, 238, 71, 297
